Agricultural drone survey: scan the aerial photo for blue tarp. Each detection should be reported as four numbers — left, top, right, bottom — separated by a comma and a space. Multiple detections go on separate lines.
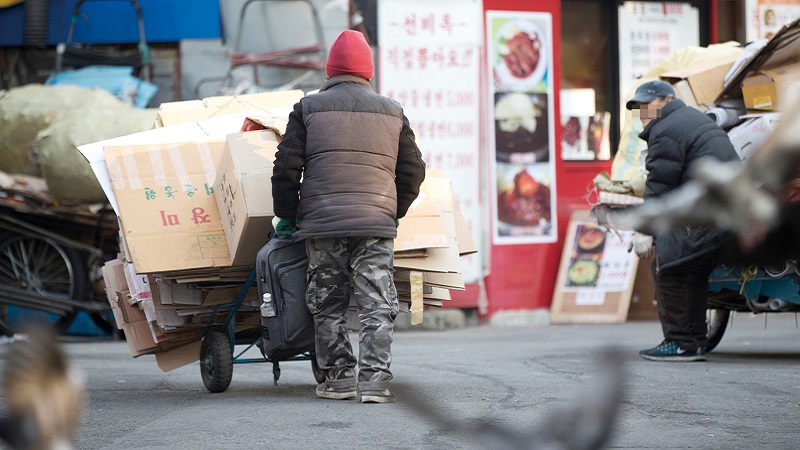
45, 65, 158, 108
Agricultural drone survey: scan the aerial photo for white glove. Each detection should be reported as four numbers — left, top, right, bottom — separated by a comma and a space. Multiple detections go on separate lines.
627, 233, 654, 258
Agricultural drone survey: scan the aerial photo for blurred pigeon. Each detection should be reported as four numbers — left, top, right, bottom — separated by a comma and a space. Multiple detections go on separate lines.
395, 348, 626, 450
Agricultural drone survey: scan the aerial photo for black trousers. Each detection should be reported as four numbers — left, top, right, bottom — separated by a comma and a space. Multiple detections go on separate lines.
651, 253, 715, 352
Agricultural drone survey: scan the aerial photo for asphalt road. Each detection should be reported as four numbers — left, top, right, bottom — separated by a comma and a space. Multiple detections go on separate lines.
3, 313, 800, 449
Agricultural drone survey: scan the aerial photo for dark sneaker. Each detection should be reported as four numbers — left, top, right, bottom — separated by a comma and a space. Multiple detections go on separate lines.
359, 388, 396, 404
639, 340, 706, 362
316, 381, 356, 400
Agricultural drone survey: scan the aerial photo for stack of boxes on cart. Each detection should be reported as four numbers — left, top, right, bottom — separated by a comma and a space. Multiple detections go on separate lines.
594, 18, 800, 205
80, 89, 476, 370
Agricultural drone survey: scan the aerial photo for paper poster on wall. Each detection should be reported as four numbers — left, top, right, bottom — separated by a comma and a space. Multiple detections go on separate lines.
378, 0, 483, 282
486, 10, 557, 245
745, 0, 800, 41
617, 2, 699, 108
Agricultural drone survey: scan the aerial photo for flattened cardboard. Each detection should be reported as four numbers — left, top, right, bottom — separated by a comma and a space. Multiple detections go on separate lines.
453, 200, 478, 256
116, 290, 146, 324
156, 280, 203, 306
154, 340, 203, 372
101, 259, 127, 304
395, 237, 461, 273
395, 216, 448, 252
106, 141, 233, 273
424, 271, 466, 290
214, 130, 280, 266
123, 263, 154, 304
122, 320, 158, 356
154, 90, 303, 128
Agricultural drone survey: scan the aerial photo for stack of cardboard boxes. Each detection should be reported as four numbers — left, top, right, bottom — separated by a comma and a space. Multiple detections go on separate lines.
80, 90, 476, 370
662, 18, 800, 165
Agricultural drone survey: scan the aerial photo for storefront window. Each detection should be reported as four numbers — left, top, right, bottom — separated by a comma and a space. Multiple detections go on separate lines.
560, 1, 613, 161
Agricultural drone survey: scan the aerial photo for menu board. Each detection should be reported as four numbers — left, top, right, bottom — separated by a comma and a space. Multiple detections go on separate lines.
378, 0, 483, 282
486, 10, 557, 245
617, 2, 699, 113
551, 211, 641, 324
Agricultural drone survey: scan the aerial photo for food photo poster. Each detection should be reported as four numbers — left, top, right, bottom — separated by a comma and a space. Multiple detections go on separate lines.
486, 10, 557, 244
562, 221, 637, 301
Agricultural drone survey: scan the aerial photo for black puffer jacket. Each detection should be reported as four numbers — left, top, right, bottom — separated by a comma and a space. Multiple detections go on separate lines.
272, 75, 426, 239
640, 99, 739, 271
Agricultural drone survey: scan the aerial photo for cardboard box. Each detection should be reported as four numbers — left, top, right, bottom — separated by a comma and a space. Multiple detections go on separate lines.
153, 90, 302, 128
660, 55, 739, 107
101, 259, 127, 305
727, 113, 781, 163
106, 141, 233, 273
742, 61, 800, 111
80, 115, 248, 217
670, 79, 703, 111
214, 130, 281, 266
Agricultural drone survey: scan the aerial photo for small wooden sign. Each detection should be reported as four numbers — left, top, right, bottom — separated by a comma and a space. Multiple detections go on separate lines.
550, 211, 640, 324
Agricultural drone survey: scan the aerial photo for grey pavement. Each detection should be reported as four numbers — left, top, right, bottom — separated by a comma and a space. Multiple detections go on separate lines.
3, 312, 800, 449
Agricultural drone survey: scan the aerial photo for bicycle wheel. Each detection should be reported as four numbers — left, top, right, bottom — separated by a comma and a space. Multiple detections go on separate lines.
0, 233, 87, 333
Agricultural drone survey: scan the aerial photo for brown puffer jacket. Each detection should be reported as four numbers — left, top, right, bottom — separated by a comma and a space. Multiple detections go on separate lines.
271, 75, 426, 239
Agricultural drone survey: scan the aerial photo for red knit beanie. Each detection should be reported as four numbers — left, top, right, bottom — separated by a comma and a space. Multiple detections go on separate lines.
325, 30, 374, 80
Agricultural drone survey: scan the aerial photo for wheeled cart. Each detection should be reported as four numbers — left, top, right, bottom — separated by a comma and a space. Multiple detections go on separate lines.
198, 267, 325, 393
706, 263, 800, 351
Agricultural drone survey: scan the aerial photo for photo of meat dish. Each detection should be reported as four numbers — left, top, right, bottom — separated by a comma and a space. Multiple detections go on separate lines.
497, 169, 551, 226
493, 19, 548, 92
562, 116, 581, 147
501, 30, 541, 79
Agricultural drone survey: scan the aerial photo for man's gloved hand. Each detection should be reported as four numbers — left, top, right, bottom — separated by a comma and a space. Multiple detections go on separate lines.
627, 232, 654, 258
272, 216, 298, 238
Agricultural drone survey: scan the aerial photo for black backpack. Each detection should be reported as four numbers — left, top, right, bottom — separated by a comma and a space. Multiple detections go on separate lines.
256, 234, 316, 384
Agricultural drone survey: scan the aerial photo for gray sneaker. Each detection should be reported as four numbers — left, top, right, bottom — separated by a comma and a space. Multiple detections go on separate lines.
359, 388, 396, 403
316, 381, 356, 400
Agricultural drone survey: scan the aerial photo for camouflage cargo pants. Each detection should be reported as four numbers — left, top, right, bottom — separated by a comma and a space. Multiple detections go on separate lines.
305, 237, 399, 391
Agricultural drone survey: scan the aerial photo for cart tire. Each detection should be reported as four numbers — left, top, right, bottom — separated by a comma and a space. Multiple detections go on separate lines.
0, 233, 86, 333
707, 308, 730, 353
310, 352, 326, 384
200, 331, 233, 393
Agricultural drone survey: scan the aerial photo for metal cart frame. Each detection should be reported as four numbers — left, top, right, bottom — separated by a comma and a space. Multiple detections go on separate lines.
197, 266, 325, 393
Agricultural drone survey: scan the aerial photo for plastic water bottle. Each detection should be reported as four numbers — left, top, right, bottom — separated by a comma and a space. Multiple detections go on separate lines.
260, 293, 276, 318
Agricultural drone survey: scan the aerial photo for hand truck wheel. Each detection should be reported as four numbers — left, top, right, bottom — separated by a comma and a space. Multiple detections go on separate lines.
706, 308, 730, 353
200, 331, 233, 393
